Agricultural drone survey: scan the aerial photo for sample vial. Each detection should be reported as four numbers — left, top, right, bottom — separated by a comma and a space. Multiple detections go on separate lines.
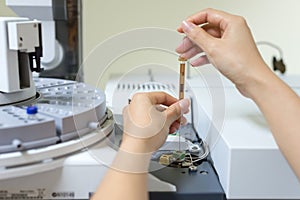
27, 105, 38, 120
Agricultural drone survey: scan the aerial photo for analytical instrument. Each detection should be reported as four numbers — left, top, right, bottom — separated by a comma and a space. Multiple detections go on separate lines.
1, 0, 300, 199
0, 1, 222, 199
106, 67, 300, 199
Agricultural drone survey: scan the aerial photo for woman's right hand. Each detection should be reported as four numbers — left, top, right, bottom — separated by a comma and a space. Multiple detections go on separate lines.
176, 8, 272, 98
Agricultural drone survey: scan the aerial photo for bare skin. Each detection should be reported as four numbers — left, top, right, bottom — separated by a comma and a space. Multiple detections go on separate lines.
176, 8, 300, 180
92, 8, 300, 200
91, 92, 190, 200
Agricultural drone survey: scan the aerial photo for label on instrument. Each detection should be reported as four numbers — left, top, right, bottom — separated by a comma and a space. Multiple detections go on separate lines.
0, 189, 45, 199
51, 191, 75, 199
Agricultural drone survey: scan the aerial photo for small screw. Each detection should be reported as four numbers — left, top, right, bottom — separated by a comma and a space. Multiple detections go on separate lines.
189, 165, 197, 172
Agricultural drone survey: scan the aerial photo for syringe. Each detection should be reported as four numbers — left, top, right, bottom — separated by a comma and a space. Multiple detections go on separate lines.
178, 56, 187, 100
178, 56, 187, 151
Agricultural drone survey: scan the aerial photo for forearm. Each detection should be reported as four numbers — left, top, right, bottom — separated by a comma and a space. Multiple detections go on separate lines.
246, 66, 300, 179
92, 92, 187, 200
92, 142, 152, 200
92, 168, 148, 200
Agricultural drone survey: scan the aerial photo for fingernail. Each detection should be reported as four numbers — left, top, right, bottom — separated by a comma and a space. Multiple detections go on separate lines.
190, 60, 197, 67
180, 53, 187, 59
179, 99, 190, 114
182, 20, 196, 34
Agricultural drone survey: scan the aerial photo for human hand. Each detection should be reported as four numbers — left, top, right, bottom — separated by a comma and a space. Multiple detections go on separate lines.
176, 8, 272, 97
120, 92, 190, 154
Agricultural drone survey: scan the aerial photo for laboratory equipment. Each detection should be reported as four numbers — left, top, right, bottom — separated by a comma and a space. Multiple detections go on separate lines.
178, 56, 187, 153
106, 70, 226, 199
0, 14, 115, 198
105, 66, 300, 199
190, 70, 300, 199
0, 1, 114, 199
2, 0, 299, 199
0, 2, 224, 199
179, 56, 187, 100
0, 17, 41, 106
6, 0, 83, 80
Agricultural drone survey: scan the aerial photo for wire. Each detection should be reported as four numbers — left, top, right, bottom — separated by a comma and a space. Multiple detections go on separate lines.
256, 41, 286, 74
256, 41, 283, 58
184, 140, 209, 164
191, 141, 209, 163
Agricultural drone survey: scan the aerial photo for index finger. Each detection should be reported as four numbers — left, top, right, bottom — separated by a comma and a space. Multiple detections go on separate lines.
147, 92, 178, 106
177, 8, 233, 33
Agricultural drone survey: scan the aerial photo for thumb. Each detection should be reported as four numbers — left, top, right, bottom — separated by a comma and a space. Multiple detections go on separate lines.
181, 20, 214, 51
165, 99, 190, 125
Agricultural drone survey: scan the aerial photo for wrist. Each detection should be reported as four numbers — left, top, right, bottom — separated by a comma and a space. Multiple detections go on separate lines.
111, 149, 151, 174
114, 136, 152, 173
120, 134, 151, 154
235, 63, 275, 99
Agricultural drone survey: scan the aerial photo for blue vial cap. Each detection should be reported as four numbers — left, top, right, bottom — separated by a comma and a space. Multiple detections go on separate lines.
27, 106, 38, 115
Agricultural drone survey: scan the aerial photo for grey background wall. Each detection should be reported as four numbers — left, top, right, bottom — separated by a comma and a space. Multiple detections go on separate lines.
1, 1, 300, 88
